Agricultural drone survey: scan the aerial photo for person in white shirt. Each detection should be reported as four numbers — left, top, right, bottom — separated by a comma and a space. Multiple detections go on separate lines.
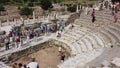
27, 58, 39, 68
58, 45, 62, 53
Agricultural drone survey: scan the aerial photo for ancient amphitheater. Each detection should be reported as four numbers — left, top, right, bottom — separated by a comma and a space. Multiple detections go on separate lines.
0, 9, 120, 68
57, 9, 120, 68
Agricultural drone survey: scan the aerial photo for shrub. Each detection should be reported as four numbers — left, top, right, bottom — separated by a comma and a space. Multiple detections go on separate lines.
0, 5, 5, 11
28, 2, 34, 7
67, 5, 77, 12
19, 7, 33, 16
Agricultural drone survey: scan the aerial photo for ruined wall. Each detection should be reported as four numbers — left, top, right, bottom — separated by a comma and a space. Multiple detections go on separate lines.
0, 40, 71, 64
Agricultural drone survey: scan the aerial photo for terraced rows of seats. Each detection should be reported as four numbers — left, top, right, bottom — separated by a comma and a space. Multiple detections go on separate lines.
58, 10, 120, 68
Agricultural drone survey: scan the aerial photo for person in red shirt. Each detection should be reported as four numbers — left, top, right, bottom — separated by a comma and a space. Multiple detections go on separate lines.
114, 12, 118, 23
15, 37, 20, 48
8, 31, 12, 37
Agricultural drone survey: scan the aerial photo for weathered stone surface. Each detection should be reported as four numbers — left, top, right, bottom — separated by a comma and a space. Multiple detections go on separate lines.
0, 40, 71, 64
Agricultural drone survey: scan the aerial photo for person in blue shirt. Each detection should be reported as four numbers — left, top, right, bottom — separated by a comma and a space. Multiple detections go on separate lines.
59, 26, 63, 32
40, 25, 44, 33
12, 29, 17, 36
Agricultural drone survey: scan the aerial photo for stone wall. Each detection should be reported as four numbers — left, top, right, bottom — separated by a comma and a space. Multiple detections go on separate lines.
0, 40, 71, 64
0, 40, 51, 63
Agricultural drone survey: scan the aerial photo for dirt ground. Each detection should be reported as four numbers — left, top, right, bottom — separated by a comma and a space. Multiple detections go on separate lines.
11, 45, 68, 68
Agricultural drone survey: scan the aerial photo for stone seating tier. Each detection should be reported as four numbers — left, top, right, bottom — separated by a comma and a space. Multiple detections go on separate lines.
58, 10, 120, 68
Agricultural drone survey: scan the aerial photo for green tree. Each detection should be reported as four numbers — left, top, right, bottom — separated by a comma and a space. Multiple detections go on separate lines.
27, 2, 34, 7
20, 7, 33, 16
67, 5, 76, 12
40, 0, 53, 10
0, 0, 10, 4
0, 5, 5, 12
52, 0, 61, 3
19, 7, 33, 25
13, 0, 23, 3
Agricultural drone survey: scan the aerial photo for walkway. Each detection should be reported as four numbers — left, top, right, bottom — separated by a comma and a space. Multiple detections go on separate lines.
0, 33, 56, 57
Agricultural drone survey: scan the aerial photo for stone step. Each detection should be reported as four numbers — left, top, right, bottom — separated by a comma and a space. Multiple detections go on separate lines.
58, 39, 77, 55
92, 34, 105, 47
82, 37, 93, 51
113, 23, 120, 28
73, 24, 91, 31
71, 30, 85, 36
67, 31, 83, 38
81, 13, 120, 23
78, 19, 102, 27
81, 16, 114, 25
60, 37, 73, 44
77, 18, 111, 27
101, 27, 119, 43
81, 15, 111, 21
88, 34, 103, 48
109, 24, 120, 33
85, 35, 99, 49
73, 42, 82, 54
74, 24, 95, 31
99, 30, 113, 44
78, 19, 96, 25
75, 23, 95, 30
77, 40, 87, 52
58, 49, 103, 68
104, 26, 120, 42
96, 32, 111, 47
72, 28, 87, 35
64, 33, 78, 40
66, 32, 80, 39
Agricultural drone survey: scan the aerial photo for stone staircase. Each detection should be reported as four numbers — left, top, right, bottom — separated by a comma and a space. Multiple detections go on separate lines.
58, 9, 120, 68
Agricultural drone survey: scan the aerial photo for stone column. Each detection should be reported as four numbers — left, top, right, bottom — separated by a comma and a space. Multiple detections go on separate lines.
47, 14, 50, 21
76, 5, 79, 13
20, 17, 24, 25
0, 20, 1, 29
33, 11, 35, 23
27, 18, 30, 24
43, 16, 45, 20
55, 13, 57, 19
80, 5, 81, 10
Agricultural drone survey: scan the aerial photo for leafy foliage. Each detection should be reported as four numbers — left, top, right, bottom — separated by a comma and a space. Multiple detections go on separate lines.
52, 0, 62, 3
27, 2, 34, 7
40, 0, 53, 10
0, 5, 5, 11
67, 5, 76, 12
13, 0, 23, 3
20, 7, 33, 16
0, 0, 10, 4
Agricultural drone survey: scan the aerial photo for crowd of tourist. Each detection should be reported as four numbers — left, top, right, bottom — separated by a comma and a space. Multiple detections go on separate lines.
86, 0, 119, 23
0, 21, 64, 51
96, 0, 120, 23
12, 58, 39, 68
81, 0, 120, 23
